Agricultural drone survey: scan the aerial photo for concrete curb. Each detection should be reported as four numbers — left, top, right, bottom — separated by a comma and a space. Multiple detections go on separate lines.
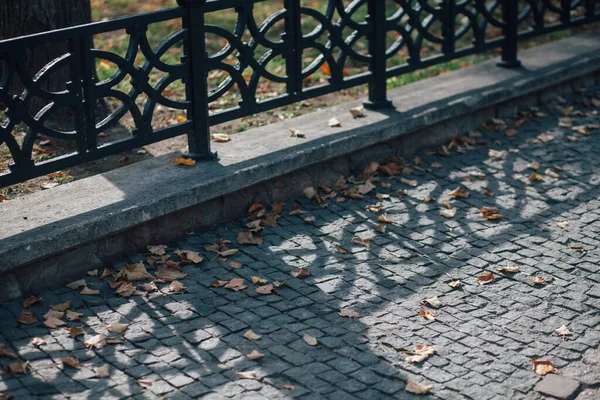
1, 32, 599, 299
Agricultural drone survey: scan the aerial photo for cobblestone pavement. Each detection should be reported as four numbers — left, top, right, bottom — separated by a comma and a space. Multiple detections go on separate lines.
2, 88, 600, 400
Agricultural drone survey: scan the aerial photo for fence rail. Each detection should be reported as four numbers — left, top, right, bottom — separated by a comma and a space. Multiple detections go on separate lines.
1, 0, 599, 187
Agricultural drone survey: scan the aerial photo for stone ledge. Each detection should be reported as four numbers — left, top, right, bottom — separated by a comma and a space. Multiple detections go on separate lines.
1, 32, 600, 298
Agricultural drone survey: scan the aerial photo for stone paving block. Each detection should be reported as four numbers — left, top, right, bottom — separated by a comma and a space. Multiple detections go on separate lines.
534, 374, 580, 399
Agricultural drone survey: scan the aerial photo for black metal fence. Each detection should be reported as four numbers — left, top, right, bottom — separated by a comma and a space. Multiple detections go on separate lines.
1, 0, 599, 187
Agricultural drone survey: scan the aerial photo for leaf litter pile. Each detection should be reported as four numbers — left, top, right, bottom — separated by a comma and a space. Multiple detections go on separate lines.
1, 94, 600, 397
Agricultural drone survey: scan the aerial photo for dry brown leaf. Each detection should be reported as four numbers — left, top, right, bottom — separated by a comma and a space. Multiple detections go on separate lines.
229, 261, 243, 269
505, 128, 518, 137
156, 267, 187, 282
289, 128, 305, 138
532, 276, 547, 286
51, 301, 72, 312
94, 364, 110, 378
60, 357, 80, 369
357, 181, 376, 195
449, 187, 469, 199
66, 326, 85, 339
439, 209, 456, 218
349, 105, 365, 118
545, 168, 559, 179
66, 279, 86, 290
405, 345, 436, 364
477, 272, 495, 285
529, 171, 543, 182
291, 268, 310, 278
423, 196, 435, 203
448, 280, 461, 289
219, 249, 239, 257
256, 284, 274, 295
211, 133, 231, 142
339, 309, 360, 318
423, 296, 442, 308
488, 149, 506, 160
30, 337, 46, 346
431, 162, 443, 168
100, 268, 114, 279
337, 246, 348, 254
441, 200, 452, 209
22, 296, 43, 308
498, 265, 519, 273
168, 280, 186, 293
556, 221, 569, 229
247, 350, 265, 360
377, 213, 394, 224
400, 177, 418, 187
106, 323, 129, 334
251, 276, 268, 285
483, 188, 495, 197
176, 250, 203, 264
81, 286, 101, 295
375, 224, 386, 233
481, 207, 505, 220
173, 157, 196, 166
17, 312, 38, 325
237, 232, 264, 246
405, 378, 432, 394
117, 262, 154, 281
236, 371, 258, 380
225, 278, 247, 291
84, 334, 107, 349
303, 334, 318, 346
87, 269, 98, 277
555, 325, 572, 337
44, 310, 64, 320
283, 384, 295, 390
328, 117, 342, 127
352, 237, 371, 247
3, 361, 29, 375
304, 216, 316, 224
244, 330, 262, 340
0, 344, 18, 360
137, 379, 153, 388
531, 360, 557, 376
211, 279, 228, 288
148, 245, 167, 256
44, 317, 66, 329
420, 309, 437, 321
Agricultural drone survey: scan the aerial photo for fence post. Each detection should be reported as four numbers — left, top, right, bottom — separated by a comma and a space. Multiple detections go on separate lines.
498, 0, 521, 68
561, 0, 572, 24
364, 0, 392, 109
283, 0, 303, 96
177, 0, 216, 160
586, 0, 596, 19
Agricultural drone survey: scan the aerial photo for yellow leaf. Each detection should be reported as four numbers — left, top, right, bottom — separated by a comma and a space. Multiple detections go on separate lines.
176, 115, 187, 123
173, 157, 196, 167
531, 360, 557, 376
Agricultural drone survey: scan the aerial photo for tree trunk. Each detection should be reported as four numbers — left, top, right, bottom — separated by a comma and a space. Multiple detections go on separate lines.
0, 0, 91, 94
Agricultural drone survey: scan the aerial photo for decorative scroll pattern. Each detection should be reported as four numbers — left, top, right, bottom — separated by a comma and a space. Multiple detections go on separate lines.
519, 0, 596, 33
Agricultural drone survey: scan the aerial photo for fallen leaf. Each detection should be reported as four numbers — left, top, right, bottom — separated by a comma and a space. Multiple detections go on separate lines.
449, 187, 469, 198
94, 364, 110, 378
22, 296, 43, 308
51, 301, 71, 312
173, 157, 196, 166
545, 168, 559, 179
80, 286, 101, 295
441, 200, 452, 209
405, 345, 436, 364
100, 268, 114, 279
17, 312, 38, 325
244, 330, 262, 340
375, 224, 386, 233
44, 310, 64, 320
256, 284, 274, 295
289, 128, 305, 138
532, 276, 547, 286
44, 317, 66, 329
30, 337, 46, 346
303, 334, 318, 346
531, 360, 557, 376
488, 149, 506, 159
137, 379, 153, 388
291, 268, 310, 278
236, 371, 258, 380
420, 309, 437, 321
556, 221, 569, 229
423, 296, 442, 308
3, 361, 29, 375
168, 280, 186, 293
211, 133, 231, 142
477, 272, 495, 285
237, 232, 264, 246
528, 172, 543, 182
66, 279, 86, 290
229, 261, 243, 269
336, 246, 348, 254
328, 117, 342, 127
66, 326, 85, 339
211, 280, 229, 288
106, 323, 129, 334
400, 177, 418, 187
219, 249, 239, 257
555, 325, 572, 337
177, 250, 203, 264
113, 281, 136, 297
282, 384, 295, 390
0, 344, 18, 360
481, 207, 505, 220
87, 269, 98, 277
156, 267, 187, 282
139, 282, 158, 292
247, 350, 265, 360
349, 106, 365, 118
304, 187, 317, 199
251, 276, 268, 285
423, 196, 435, 202
288, 205, 305, 216
84, 334, 107, 349
357, 180, 376, 195
60, 357, 80, 369
448, 280, 461, 289
377, 213, 394, 224
498, 265, 520, 273
431, 162, 443, 168
339, 309, 360, 318
117, 262, 154, 281
505, 129, 518, 137
304, 216, 316, 224
225, 278, 247, 291
439, 209, 456, 218
405, 378, 432, 394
